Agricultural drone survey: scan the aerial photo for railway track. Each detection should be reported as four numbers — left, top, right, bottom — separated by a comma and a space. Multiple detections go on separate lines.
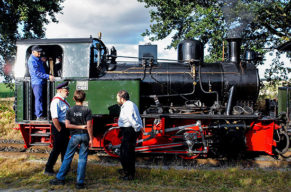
0, 139, 290, 169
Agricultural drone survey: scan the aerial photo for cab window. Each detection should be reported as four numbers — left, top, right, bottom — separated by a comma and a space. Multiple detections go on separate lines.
25, 45, 63, 77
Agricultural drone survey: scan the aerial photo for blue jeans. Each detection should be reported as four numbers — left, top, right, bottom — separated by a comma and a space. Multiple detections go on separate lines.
32, 84, 43, 117
56, 133, 89, 184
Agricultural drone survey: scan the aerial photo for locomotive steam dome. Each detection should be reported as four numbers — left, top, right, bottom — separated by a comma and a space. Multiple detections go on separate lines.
178, 39, 204, 63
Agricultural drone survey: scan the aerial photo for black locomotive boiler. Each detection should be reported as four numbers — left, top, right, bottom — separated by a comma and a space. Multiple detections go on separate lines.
99, 38, 259, 116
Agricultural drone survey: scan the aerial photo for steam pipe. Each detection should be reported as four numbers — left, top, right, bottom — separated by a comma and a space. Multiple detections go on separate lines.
198, 65, 219, 103
226, 86, 235, 115
144, 59, 196, 100
144, 82, 196, 99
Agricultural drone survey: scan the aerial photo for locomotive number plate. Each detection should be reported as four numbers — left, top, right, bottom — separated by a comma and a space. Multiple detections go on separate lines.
76, 81, 88, 90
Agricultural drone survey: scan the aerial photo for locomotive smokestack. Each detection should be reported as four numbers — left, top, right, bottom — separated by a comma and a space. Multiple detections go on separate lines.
226, 38, 241, 65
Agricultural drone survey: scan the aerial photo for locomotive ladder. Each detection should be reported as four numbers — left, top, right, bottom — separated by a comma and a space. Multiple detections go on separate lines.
18, 122, 52, 148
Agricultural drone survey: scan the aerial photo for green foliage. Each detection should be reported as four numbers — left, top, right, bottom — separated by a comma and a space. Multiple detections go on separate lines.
0, 0, 65, 84
265, 51, 289, 81
0, 83, 14, 97
259, 81, 280, 100
258, 80, 290, 100
138, 0, 291, 80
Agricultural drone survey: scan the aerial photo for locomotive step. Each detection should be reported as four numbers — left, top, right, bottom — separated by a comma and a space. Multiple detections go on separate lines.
30, 142, 50, 146
30, 133, 50, 137
28, 120, 50, 124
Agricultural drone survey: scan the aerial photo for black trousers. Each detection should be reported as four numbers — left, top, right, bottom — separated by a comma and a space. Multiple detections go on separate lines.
120, 127, 139, 177
45, 123, 69, 171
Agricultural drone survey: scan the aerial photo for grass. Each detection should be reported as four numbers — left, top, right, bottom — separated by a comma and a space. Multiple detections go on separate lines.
0, 98, 21, 140
0, 156, 290, 192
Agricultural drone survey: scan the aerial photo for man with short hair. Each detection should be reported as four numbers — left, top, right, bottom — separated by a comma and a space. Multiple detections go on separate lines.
116, 90, 142, 180
44, 82, 70, 175
27, 45, 54, 120
50, 90, 93, 189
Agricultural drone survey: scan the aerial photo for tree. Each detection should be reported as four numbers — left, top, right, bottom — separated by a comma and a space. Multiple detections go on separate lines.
0, 0, 65, 87
137, 0, 291, 80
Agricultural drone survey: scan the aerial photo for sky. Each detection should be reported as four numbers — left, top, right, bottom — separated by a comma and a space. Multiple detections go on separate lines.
1, 0, 290, 81
46, 0, 148, 43
45, 0, 177, 60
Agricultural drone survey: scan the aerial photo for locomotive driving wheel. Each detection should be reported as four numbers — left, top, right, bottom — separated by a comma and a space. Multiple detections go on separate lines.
274, 128, 290, 156
102, 127, 121, 158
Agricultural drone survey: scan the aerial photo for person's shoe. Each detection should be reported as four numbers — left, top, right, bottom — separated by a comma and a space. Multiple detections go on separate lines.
36, 116, 46, 121
119, 175, 134, 181
75, 183, 85, 189
44, 169, 55, 176
49, 178, 65, 185
117, 168, 125, 175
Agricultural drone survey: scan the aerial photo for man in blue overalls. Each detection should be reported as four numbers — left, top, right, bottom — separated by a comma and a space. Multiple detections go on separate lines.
27, 45, 54, 120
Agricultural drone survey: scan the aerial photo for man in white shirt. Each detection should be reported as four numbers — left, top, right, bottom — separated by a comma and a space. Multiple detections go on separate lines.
116, 90, 142, 180
44, 82, 70, 175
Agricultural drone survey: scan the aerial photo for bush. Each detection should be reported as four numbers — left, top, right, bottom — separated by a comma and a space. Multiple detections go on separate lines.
0, 83, 14, 98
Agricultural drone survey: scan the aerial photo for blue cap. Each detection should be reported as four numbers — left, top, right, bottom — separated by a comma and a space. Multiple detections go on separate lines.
31, 45, 43, 52
56, 82, 69, 89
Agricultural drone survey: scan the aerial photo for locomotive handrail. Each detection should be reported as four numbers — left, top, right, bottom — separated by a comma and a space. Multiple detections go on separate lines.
141, 114, 259, 119
104, 71, 240, 74
111, 55, 200, 64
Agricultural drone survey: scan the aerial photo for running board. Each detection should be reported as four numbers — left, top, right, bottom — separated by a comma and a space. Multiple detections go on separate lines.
138, 150, 207, 154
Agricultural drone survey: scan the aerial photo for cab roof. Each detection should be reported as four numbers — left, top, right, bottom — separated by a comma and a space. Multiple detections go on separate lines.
16, 38, 93, 45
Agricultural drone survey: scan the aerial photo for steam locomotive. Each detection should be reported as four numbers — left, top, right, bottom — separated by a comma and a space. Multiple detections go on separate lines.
13, 35, 290, 159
